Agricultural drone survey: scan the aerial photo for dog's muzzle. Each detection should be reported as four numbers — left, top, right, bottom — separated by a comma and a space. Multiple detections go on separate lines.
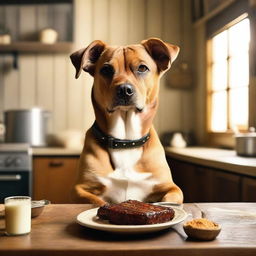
114, 83, 135, 107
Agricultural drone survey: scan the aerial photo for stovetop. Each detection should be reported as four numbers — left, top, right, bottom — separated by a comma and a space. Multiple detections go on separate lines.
0, 143, 32, 171
0, 143, 31, 153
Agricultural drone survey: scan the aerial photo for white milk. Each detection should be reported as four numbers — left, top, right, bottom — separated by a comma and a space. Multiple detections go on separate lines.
5, 197, 31, 235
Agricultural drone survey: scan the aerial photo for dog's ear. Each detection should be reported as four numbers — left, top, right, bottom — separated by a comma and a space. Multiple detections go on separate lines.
70, 40, 106, 79
141, 38, 179, 73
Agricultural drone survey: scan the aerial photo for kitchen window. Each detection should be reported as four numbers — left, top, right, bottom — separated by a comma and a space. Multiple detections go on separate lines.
207, 17, 250, 133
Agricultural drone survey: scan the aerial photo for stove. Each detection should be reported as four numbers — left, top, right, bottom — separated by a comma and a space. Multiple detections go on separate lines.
0, 143, 32, 203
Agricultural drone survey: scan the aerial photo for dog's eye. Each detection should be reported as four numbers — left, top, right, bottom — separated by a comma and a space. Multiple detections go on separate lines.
137, 64, 149, 73
100, 64, 114, 77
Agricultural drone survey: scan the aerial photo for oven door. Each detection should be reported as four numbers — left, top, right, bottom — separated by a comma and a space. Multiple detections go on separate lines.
0, 171, 32, 203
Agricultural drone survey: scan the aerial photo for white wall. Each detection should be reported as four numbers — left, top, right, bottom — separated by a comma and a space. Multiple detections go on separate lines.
0, 0, 194, 138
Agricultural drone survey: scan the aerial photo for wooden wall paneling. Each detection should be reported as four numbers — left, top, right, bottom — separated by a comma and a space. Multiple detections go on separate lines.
19, 5, 37, 41
53, 54, 68, 133
74, 0, 91, 48
127, 0, 145, 44
4, 6, 19, 41
36, 5, 49, 31
109, 0, 129, 45
163, 0, 181, 45
0, 57, 4, 122
67, 55, 85, 130
0, 8, 5, 121
19, 55, 36, 108
159, 0, 182, 135
79, 0, 94, 131
145, 0, 163, 133
92, 0, 109, 42
3, 55, 19, 111
67, 0, 93, 132
0, 5, 4, 28
145, 0, 162, 38
194, 24, 207, 144
180, 91, 194, 132
18, 5, 37, 110
52, 4, 71, 41
36, 55, 54, 132
180, 0, 194, 133
182, 0, 193, 67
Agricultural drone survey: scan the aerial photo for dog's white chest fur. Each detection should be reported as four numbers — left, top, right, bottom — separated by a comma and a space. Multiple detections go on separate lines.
100, 110, 155, 203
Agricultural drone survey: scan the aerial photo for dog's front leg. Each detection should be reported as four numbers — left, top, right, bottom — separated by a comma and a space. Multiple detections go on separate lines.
161, 184, 183, 204
147, 182, 183, 204
73, 184, 106, 206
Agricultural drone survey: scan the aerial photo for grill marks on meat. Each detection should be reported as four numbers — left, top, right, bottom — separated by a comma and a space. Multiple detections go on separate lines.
97, 200, 175, 225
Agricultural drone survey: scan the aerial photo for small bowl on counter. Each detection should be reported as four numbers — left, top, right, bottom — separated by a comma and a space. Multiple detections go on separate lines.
31, 200, 50, 218
183, 218, 221, 241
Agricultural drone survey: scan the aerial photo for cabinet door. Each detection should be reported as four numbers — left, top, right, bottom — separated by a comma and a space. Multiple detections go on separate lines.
167, 156, 242, 203
211, 171, 241, 202
242, 177, 256, 202
33, 157, 79, 203
192, 167, 214, 202
167, 158, 197, 203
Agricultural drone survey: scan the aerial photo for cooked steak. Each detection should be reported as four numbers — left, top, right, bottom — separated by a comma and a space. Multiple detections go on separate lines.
97, 200, 175, 225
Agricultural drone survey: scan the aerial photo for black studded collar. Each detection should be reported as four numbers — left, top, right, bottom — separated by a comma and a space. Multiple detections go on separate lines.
92, 121, 150, 149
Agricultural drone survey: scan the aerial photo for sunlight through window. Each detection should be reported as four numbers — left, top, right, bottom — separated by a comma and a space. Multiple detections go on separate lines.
209, 18, 250, 132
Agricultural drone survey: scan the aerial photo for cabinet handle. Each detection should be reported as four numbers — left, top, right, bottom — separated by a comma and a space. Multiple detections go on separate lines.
0, 174, 21, 181
49, 161, 64, 167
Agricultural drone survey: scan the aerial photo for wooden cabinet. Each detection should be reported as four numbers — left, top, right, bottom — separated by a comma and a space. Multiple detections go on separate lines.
167, 157, 244, 203
33, 156, 79, 203
211, 170, 241, 202
242, 177, 256, 202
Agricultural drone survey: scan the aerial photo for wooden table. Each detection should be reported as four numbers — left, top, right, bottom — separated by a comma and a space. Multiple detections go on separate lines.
0, 203, 256, 256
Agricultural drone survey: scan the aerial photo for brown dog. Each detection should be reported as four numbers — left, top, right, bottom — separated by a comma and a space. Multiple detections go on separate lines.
70, 38, 183, 206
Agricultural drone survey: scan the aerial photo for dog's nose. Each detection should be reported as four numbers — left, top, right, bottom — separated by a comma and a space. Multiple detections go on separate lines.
116, 84, 134, 98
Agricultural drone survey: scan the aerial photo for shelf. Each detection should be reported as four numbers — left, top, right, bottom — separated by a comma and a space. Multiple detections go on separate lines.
0, 41, 73, 54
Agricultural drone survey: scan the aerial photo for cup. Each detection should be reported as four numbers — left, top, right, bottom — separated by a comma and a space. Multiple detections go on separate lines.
4, 196, 31, 236
39, 28, 58, 44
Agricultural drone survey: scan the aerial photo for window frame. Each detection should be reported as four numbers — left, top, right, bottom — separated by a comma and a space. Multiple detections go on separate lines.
206, 13, 254, 147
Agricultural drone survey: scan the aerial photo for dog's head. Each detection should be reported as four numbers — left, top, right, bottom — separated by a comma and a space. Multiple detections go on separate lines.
70, 38, 179, 114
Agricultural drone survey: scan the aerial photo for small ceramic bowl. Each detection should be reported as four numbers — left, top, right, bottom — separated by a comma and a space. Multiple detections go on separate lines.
31, 200, 50, 218
183, 218, 221, 241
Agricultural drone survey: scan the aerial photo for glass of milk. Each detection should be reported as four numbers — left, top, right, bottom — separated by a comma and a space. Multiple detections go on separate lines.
4, 196, 31, 236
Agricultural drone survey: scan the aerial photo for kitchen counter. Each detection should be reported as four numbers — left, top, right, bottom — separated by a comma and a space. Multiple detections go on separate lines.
32, 147, 81, 156
165, 147, 256, 177
0, 203, 256, 256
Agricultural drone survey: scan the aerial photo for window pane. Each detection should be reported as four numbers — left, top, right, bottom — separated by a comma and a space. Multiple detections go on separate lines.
229, 18, 250, 56
212, 31, 228, 62
230, 54, 249, 88
212, 62, 227, 91
211, 91, 227, 132
229, 87, 248, 129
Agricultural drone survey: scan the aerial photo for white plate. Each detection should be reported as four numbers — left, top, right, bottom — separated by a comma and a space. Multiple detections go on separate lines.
76, 207, 188, 234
